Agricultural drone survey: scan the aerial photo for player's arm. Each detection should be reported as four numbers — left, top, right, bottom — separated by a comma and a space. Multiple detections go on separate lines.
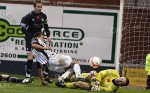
32, 43, 51, 50
98, 69, 119, 79
99, 86, 113, 92
20, 14, 32, 38
43, 14, 50, 39
90, 70, 118, 86
87, 71, 102, 87
31, 38, 51, 50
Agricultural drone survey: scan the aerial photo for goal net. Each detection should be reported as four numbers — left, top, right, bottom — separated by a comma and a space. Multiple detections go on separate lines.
120, 0, 150, 88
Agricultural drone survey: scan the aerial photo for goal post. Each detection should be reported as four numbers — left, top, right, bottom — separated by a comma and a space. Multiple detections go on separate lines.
115, 0, 124, 71
118, 0, 150, 88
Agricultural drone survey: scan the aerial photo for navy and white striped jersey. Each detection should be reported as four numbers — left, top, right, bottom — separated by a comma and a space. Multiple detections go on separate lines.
31, 38, 50, 64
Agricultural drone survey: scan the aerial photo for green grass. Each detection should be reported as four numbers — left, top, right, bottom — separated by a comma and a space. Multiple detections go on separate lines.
0, 74, 149, 93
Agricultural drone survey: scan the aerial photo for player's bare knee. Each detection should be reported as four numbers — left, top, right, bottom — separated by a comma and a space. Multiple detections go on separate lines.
27, 51, 34, 59
72, 60, 78, 64
27, 51, 32, 55
70, 75, 76, 81
70, 60, 79, 67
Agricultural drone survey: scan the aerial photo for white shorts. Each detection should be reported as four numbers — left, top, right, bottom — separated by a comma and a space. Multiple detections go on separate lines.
47, 53, 72, 72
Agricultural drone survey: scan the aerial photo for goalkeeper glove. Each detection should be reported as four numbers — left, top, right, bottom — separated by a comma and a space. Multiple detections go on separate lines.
89, 70, 97, 80
91, 81, 100, 91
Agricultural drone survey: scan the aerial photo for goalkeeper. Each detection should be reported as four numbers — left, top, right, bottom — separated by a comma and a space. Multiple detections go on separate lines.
55, 69, 129, 92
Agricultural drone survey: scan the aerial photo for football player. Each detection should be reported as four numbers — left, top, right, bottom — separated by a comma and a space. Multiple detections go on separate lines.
55, 69, 129, 92
31, 32, 85, 85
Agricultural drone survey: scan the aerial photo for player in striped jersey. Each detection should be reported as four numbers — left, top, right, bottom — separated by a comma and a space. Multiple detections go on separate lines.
31, 32, 85, 85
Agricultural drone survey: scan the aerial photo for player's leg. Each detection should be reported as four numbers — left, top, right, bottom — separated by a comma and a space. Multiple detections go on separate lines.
58, 68, 74, 85
43, 64, 53, 83
58, 54, 84, 80
36, 62, 47, 85
56, 55, 77, 80
60, 68, 73, 80
55, 81, 91, 90
25, 37, 33, 78
70, 73, 90, 82
8, 77, 32, 83
26, 51, 33, 78
74, 81, 91, 90
70, 60, 85, 80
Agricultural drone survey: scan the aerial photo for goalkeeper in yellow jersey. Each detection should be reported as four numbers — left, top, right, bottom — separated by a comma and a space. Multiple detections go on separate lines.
55, 69, 129, 92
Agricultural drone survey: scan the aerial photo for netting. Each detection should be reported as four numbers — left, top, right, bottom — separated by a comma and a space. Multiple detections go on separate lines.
120, 0, 150, 68
120, 0, 150, 89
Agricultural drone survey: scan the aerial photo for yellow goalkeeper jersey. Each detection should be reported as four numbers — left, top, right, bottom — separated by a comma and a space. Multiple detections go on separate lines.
98, 69, 120, 92
82, 69, 120, 92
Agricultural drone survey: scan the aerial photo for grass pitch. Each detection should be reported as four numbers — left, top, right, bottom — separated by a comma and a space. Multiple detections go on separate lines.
0, 74, 149, 93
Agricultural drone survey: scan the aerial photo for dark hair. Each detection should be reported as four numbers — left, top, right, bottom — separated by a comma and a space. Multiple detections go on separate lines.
33, 0, 42, 7
33, 32, 43, 37
124, 77, 129, 86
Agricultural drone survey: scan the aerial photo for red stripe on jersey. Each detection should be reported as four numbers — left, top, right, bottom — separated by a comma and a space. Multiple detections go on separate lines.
107, 79, 110, 82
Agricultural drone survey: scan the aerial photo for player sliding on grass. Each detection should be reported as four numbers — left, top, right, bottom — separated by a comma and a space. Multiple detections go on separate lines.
31, 32, 85, 85
55, 69, 129, 92
0, 74, 33, 84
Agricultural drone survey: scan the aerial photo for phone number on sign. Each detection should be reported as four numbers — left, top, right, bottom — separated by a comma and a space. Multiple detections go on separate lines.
0, 53, 17, 58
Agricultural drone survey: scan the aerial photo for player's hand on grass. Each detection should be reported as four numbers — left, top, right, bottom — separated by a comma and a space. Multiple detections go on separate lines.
91, 81, 100, 91
91, 85, 100, 91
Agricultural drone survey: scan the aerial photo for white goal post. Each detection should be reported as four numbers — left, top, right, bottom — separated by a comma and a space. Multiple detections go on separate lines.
115, 0, 124, 71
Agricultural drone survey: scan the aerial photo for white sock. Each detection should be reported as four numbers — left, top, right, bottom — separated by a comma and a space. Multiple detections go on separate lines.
73, 64, 81, 76
61, 68, 73, 79
26, 73, 30, 78
43, 71, 48, 75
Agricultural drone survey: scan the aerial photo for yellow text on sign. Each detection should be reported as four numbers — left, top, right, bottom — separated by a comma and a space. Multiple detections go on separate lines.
122, 68, 147, 87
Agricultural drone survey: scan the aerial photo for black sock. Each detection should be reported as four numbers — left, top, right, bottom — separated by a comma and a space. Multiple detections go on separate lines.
43, 65, 49, 79
8, 77, 18, 83
26, 60, 33, 75
0, 75, 2, 81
